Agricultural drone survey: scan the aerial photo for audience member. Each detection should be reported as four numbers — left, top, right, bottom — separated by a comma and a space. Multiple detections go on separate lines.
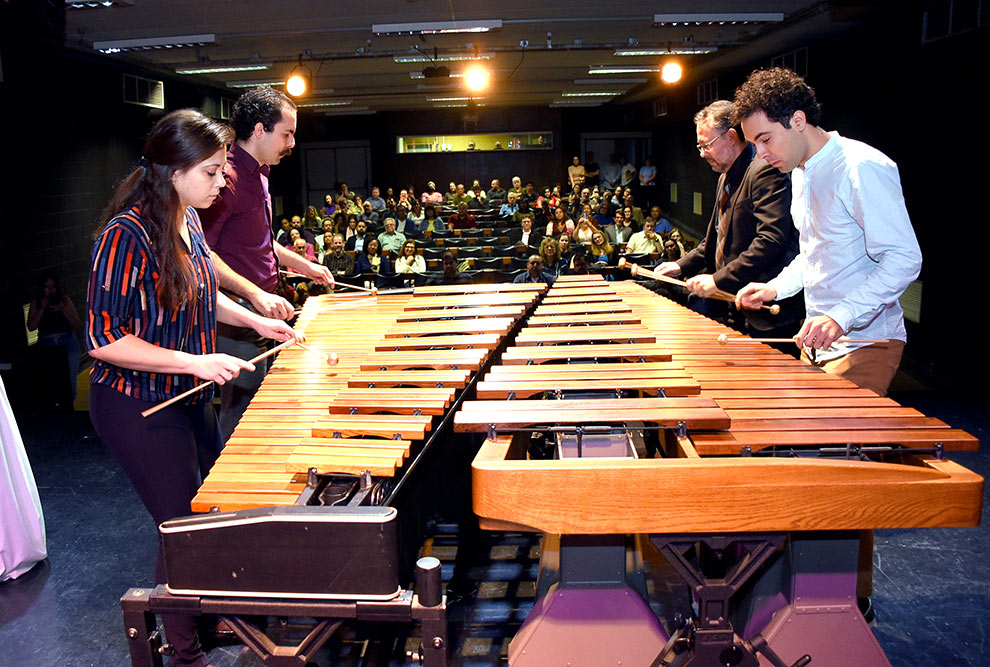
293, 236, 316, 262
546, 207, 575, 236
322, 233, 354, 277
583, 152, 601, 187
567, 155, 584, 187
601, 154, 621, 190
377, 217, 406, 254
421, 181, 443, 205
590, 231, 615, 266
428, 251, 472, 285
419, 204, 445, 234
626, 219, 664, 255
367, 186, 387, 212
448, 202, 477, 229
303, 205, 322, 230
508, 215, 542, 249
514, 254, 555, 285
648, 205, 674, 236
619, 155, 637, 188
394, 239, 426, 276
663, 239, 682, 262
499, 192, 519, 219
345, 219, 370, 252
355, 237, 393, 284
487, 179, 507, 207
605, 210, 633, 245
27, 272, 82, 405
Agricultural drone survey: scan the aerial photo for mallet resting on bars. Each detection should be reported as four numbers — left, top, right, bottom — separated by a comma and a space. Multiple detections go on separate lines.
716, 333, 889, 346
140, 339, 335, 418
618, 258, 780, 315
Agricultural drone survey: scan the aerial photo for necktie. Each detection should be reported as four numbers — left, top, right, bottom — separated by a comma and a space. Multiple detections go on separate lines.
714, 177, 731, 269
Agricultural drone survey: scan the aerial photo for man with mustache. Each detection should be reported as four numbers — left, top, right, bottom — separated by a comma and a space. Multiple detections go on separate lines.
200, 86, 332, 441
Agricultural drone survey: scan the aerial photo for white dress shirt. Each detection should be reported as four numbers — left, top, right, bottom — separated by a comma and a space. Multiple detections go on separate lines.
767, 132, 922, 362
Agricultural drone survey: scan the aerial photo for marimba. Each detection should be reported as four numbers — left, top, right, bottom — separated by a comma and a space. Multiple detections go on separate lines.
122, 283, 545, 667
459, 277, 983, 666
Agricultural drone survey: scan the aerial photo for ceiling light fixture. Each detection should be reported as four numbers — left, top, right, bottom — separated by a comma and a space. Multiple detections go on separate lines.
573, 78, 648, 85
394, 53, 494, 63
613, 47, 715, 56
561, 91, 623, 97
653, 13, 784, 26
373, 20, 502, 35
226, 80, 285, 88
285, 56, 311, 97
660, 60, 683, 84
94, 33, 215, 53
464, 66, 490, 92
588, 65, 661, 75
176, 63, 272, 75
297, 100, 352, 108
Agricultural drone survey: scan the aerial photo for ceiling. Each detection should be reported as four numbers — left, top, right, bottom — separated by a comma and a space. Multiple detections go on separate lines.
63, 1, 869, 114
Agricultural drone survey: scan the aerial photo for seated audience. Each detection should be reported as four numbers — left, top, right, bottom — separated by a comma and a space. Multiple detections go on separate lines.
407, 199, 425, 227
590, 231, 615, 266
663, 238, 682, 262
345, 219, 371, 253
487, 179, 507, 207
448, 202, 477, 229
428, 251, 472, 285
394, 205, 416, 237
358, 200, 380, 226
303, 205, 322, 230
546, 207, 575, 236
625, 219, 664, 255
367, 186, 387, 212
605, 210, 633, 245
292, 236, 317, 262
322, 233, 355, 277
355, 238, 393, 283
395, 239, 426, 276
593, 201, 614, 228
499, 192, 519, 219
514, 254, 555, 285
418, 204, 445, 234
648, 205, 673, 236
573, 217, 600, 244
508, 215, 543, 249
377, 217, 406, 254
421, 181, 444, 205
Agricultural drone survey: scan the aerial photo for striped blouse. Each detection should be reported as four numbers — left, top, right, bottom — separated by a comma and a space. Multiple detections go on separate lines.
87, 206, 219, 403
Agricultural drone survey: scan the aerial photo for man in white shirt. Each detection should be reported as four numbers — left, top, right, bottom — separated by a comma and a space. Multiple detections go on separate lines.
734, 67, 921, 397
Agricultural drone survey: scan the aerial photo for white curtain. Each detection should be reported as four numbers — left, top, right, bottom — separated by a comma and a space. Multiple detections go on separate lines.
0, 377, 47, 582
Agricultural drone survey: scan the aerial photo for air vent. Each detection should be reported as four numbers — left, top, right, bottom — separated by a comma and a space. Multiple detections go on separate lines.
696, 79, 718, 106
122, 73, 164, 109
771, 47, 809, 76
653, 96, 668, 118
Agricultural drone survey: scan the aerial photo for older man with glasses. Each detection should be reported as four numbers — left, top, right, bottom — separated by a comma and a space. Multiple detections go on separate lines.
655, 99, 803, 338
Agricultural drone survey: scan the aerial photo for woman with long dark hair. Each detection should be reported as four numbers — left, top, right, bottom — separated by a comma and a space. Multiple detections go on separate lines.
86, 109, 298, 667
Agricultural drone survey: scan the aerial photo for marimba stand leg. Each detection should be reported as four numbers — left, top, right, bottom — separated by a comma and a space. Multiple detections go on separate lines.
508, 534, 669, 666
651, 533, 786, 667
734, 533, 890, 667
120, 557, 449, 667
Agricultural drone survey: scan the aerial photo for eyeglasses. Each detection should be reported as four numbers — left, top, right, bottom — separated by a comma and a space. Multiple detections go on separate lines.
697, 130, 728, 154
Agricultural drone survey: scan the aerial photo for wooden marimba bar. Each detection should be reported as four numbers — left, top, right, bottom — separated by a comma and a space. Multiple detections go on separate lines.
192, 283, 546, 513
458, 279, 983, 667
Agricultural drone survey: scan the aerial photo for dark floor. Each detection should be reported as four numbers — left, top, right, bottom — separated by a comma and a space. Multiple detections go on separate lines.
1, 388, 988, 666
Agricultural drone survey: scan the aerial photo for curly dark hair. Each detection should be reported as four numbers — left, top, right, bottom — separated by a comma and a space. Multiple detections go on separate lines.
229, 86, 296, 141
732, 68, 822, 129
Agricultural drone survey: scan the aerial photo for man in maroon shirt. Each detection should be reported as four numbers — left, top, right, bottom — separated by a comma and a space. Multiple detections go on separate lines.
447, 202, 477, 229
200, 86, 332, 440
